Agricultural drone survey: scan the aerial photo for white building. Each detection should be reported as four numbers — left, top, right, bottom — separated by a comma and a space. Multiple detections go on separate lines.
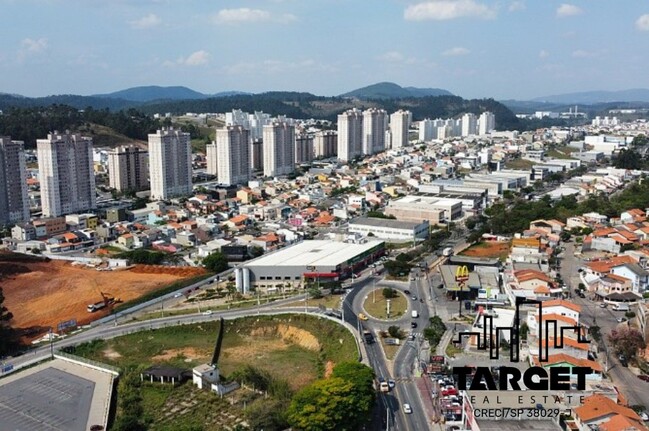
107, 145, 148, 192
348, 217, 429, 242
148, 128, 192, 200
295, 135, 314, 164
206, 141, 218, 176
215, 126, 250, 186
248, 111, 271, 141
461, 113, 477, 136
337, 108, 363, 162
389, 110, 411, 149
478, 111, 496, 135
363, 108, 388, 155
0, 137, 29, 223
37, 132, 96, 217
263, 121, 295, 177
313, 131, 337, 158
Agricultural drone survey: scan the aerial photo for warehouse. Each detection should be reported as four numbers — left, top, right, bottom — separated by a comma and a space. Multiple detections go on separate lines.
235, 239, 385, 293
348, 217, 429, 242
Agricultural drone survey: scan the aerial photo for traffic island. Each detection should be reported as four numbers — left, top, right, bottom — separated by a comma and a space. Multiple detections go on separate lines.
363, 288, 408, 320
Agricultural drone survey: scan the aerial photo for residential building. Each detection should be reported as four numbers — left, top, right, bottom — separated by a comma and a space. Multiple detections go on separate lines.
461, 113, 477, 136
313, 131, 337, 158
389, 110, 411, 149
478, 111, 496, 135
263, 121, 295, 177
337, 108, 363, 162
362, 108, 387, 155
148, 128, 192, 200
107, 145, 148, 192
37, 132, 96, 217
419, 119, 436, 141
251, 139, 263, 172
206, 141, 218, 176
295, 134, 314, 164
215, 126, 250, 186
0, 137, 29, 223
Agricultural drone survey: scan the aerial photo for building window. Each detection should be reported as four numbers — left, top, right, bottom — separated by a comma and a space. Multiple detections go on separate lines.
275, 276, 281, 280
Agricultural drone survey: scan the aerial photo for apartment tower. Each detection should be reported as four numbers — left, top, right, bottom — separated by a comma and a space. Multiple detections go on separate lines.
0, 137, 29, 223
148, 128, 192, 200
107, 145, 148, 192
390, 110, 411, 149
337, 108, 363, 162
362, 108, 388, 155
263, 122, 295, 177
215, 126, 250, 186
37, 132, 96, 217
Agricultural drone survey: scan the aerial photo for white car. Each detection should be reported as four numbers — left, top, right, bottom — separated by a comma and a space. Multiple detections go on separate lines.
202, 310, 213, 315
403, 403, 413, 414
640, 411, 649, 421
173, 293, 183, 298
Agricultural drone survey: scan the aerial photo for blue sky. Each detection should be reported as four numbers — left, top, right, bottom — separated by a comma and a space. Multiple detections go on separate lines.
1, 0, 648, 100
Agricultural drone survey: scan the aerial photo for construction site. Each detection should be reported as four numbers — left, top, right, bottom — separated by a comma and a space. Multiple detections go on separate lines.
0, 253, 206, 337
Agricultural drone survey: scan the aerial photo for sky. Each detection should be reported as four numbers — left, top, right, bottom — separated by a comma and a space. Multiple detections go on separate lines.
1, 0, 648, 100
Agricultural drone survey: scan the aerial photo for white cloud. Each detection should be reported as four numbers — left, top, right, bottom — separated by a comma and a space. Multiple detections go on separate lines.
21, 38, 47, 53
213, 8, 297, 24
404, 0, 496, 21
129, 13, 161, 29
508, 1, 525, 12
442, 47, 470, 56
636, 14, 649, 31
377, 51, 404, 62
572, 49, 596, 58
556, 4, 583, 18
539, 49, 549, 59
165, 50, 210, 67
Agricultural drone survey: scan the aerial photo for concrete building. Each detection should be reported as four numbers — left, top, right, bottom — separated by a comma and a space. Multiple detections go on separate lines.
37, 132, 96, 217
263, 122, 295, 177
237, 239, 385, 293
206, 141, 218, 176
107, 145, 148, 192
385, 195, 463, 224
390, 110, 411, 149
461, 113, 477, 136
313, 131, 337, 158
337, 108, 363, 162
478, 111, 496, 135
148, 128, 192, 200
215, 126, 250, 186
0, 137, 29, 224
362, 108, 387, 155
295, 134, 314, 164
251, 139, 263, 172
349, 217, 429, 242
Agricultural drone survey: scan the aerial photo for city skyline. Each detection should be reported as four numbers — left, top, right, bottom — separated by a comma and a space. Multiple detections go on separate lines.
1, 1, 648, 100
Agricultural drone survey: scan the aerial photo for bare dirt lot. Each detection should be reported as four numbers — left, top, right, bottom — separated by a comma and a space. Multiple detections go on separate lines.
0, 256, 205, 335
460, 241, 511, 260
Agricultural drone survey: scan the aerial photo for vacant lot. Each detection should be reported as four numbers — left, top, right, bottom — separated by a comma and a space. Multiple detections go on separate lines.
0, 255, 205, 334
460, 241, 511, 260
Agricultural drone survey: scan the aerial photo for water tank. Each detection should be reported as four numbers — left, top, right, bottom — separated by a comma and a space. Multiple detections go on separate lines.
242, 268, 250, 294
235, 268, 242, 292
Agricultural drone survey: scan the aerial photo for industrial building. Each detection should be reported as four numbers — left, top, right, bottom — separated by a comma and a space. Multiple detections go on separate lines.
385, 195, 463, 224
348, 217, 429, 242
236, 239, 385, 293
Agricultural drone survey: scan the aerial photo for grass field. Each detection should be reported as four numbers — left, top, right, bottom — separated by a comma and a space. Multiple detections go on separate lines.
280, 293, 343, 310
504, 158, 535, 170
381, 338, 401, 360
363, 289, 408, 320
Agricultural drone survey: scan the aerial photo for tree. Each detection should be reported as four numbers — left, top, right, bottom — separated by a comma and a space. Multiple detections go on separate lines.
0, 287, 17, 356
308, 287, 323, 299
249, 246, 264, 258
388, 325, 402, 339
520, 322, 529, 341
423, 316, 447, 348
245, 398, 289, 431
382, 287, 398, 299
331, 362, 375, 399
608, 327, 645, 361
202, 251, 229, 273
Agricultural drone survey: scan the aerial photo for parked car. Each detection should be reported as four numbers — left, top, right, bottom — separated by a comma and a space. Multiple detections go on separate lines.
600, 302, 608, 308
640, 411, 649, 421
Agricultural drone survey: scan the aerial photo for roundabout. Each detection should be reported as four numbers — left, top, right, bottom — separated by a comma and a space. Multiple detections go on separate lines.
362, 287, 409, 321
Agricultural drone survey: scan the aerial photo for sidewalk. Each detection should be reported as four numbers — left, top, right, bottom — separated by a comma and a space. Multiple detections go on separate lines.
436, 329, 455, 356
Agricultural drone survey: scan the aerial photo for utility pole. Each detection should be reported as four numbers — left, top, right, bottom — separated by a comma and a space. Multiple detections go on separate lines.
49, 327, 54, 360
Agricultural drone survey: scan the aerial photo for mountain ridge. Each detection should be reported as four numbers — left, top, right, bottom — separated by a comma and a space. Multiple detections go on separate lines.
340, 82, 453, 99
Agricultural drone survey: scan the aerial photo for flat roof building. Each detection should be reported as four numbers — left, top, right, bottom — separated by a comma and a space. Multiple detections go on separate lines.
237, 239, 384, 293
349, 217, 429, 242
385, 195, 463, 224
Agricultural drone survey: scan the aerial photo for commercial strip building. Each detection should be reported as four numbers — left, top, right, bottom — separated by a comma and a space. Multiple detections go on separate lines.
348, 217, 429, 242
236, 239, 385, 293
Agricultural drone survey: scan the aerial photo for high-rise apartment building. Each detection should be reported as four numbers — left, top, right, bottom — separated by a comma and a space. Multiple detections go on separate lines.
461, 113, 478, 136
206, 141, 218, 176
390, 110, 411, 149
295, 135, 314, 164
337, 108, 363, 162
0, 137, 29, 223
419, 119, 435, 141
215, 126, 250, 186
263, 122, 295, 177
478, 111, 496, 135
37, 132, 96, 217
363, 108, 388, 155
251, 139, 263, 172
148, 128, 192, 200
107, 145, 148, 192
314, 131, 337, 158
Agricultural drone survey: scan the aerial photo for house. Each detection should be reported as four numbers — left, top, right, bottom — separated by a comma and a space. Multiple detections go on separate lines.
531, 353, 603, 380
12, 223, 36, 241
573, 394, 647, 431
511, 269, 554, 292
610, 263, 649, 294
620, 208, 646, 224
529, 219, 565, 235
117, 233, 135, 249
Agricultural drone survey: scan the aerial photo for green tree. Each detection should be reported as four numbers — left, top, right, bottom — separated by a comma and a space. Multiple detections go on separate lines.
388, 325, 402, 339
331, 362, 375, 399
249, 246, 264, 258
382, 287, 398, 299
608, 327, 644, 361
0, 287, 17, 356
245, 398, 289, 431
202, 251, 229, 273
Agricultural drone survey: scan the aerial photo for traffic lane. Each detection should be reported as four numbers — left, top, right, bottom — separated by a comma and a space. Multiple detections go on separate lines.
608, 357, 649, 407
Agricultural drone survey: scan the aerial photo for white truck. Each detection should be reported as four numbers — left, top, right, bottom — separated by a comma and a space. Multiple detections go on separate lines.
442, 247, 453, 257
